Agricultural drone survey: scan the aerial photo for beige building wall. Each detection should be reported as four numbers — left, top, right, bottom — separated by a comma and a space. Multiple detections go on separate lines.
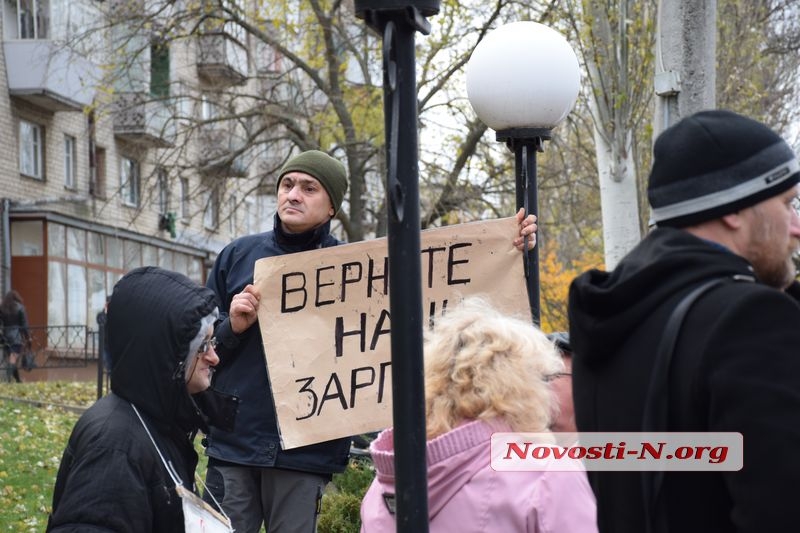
0, 0, 278, 344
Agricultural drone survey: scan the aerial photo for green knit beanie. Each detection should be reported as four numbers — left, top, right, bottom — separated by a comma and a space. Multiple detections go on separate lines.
277, 150, 349, 214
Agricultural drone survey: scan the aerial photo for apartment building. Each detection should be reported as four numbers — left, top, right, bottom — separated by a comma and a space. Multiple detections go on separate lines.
0, 0, 278, 361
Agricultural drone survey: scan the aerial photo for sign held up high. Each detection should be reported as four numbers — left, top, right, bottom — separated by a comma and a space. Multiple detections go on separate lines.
254, 217, 530, 449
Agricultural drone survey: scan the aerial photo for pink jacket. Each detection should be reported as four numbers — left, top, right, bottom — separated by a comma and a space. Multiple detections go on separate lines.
360, 419, 598, 532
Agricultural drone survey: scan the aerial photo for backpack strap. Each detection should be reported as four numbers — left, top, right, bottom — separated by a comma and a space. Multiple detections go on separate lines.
641, 274, 753, 533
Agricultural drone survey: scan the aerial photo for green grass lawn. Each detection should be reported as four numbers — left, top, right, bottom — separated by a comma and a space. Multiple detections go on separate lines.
0, 382, 92, 532
0, 382, 373, 533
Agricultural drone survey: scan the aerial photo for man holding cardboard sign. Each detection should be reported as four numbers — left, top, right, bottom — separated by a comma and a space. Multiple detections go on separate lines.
255, 216, 535, 450
202, 149, 538, 533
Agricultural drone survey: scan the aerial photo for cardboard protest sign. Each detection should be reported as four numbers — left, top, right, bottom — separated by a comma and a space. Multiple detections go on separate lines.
254, 216, 530, 449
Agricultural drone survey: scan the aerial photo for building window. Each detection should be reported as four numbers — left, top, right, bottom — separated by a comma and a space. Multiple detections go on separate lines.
120, 157, 140, 207
64, 135, 76, 189
150, 43, 170, 98
175, 82, 194, 126
10, 220, 44, 256
200, 94, 219, 121
17, 0, 49, 40
157, 168, 169, 214
229, 195, 237, 234
180, 177, 190, 219
204, 188, 219, 230
24, 221, 208, 332
260, 195, 277, 232
244, 199, 253, 234
19, 120, 44, 180
42, 227, 195, 332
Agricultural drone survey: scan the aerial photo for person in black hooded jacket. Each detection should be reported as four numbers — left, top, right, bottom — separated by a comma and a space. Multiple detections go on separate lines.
47, 266, 232, 532
569, 110, 800, 533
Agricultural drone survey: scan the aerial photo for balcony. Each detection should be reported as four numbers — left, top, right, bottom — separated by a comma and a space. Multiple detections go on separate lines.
4, 40, 99, 112
256, 157, 280, 189
256, 142, 297, 190
113, 92, 176, 148
197, 127, 248, 177
197, 32, 248, 86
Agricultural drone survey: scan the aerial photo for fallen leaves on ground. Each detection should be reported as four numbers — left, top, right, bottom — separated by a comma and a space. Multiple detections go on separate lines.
0, 381, 93, 532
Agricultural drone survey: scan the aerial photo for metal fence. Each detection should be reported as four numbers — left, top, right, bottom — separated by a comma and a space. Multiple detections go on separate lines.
0, 325, 98, 370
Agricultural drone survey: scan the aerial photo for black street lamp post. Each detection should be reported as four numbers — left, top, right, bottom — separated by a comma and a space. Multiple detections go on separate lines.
355, 1, 440, 532
466, 21, 581, 325
497, 129, 552, 323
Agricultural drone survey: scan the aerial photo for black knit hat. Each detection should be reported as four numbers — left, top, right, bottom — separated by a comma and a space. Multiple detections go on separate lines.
648, 110, 799, 227
277, 150, 349, 214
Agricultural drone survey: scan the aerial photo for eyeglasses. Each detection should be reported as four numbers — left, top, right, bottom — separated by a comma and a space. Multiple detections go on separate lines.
792, 196, 800, 215
197, 337, 218, 354
545, 372, 572, 382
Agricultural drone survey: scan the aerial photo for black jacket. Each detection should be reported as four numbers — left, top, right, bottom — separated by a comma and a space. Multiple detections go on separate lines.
48, 267, 219, 532
1, 302, 29, 349
205, 217, 351, 473
569, 227, 800, 533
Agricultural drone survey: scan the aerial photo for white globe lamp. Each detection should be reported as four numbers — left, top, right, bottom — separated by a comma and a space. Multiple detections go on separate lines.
466, 21, 580, 130
465, 21, 581, 324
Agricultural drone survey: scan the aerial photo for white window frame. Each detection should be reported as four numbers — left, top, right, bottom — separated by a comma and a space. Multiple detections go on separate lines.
64, 134, 76, 189
203, 189, 219, 230
200, 94, 219, 122
229, 195, 237, 234
244, 198, 254, 234
17, 0, 50, 40
180, 177, 190, 219
174, 82, 194, 126
19, 119, 43, 180
120, 157, 140, 207
222, 0, 247, 44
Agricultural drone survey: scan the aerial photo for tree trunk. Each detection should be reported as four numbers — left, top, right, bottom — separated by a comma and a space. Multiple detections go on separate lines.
592, 106, 641, 269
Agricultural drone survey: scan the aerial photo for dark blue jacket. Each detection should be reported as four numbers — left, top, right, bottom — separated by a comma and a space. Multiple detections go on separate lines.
205, 219, 351, 474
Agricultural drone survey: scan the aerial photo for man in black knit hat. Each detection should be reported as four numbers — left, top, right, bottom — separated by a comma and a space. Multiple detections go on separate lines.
202, 149, 540, 533
569, 109, 800, 533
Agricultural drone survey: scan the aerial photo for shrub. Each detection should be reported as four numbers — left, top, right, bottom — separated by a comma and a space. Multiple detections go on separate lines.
319, 456, 375, 533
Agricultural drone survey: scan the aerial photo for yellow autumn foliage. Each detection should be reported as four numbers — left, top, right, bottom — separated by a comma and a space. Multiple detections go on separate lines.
539, 247, 604, 334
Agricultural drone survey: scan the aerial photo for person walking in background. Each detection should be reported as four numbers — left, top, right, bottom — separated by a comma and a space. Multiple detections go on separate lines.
360, 298, 598, 532
203, 149, 540, 533
0, 290, 30, 383
568, 110, 800, 533
48, 267, 237, 532
96, 296, 112, 383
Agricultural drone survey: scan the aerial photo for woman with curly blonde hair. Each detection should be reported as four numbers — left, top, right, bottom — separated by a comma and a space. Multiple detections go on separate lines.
360, 297, 597, 532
